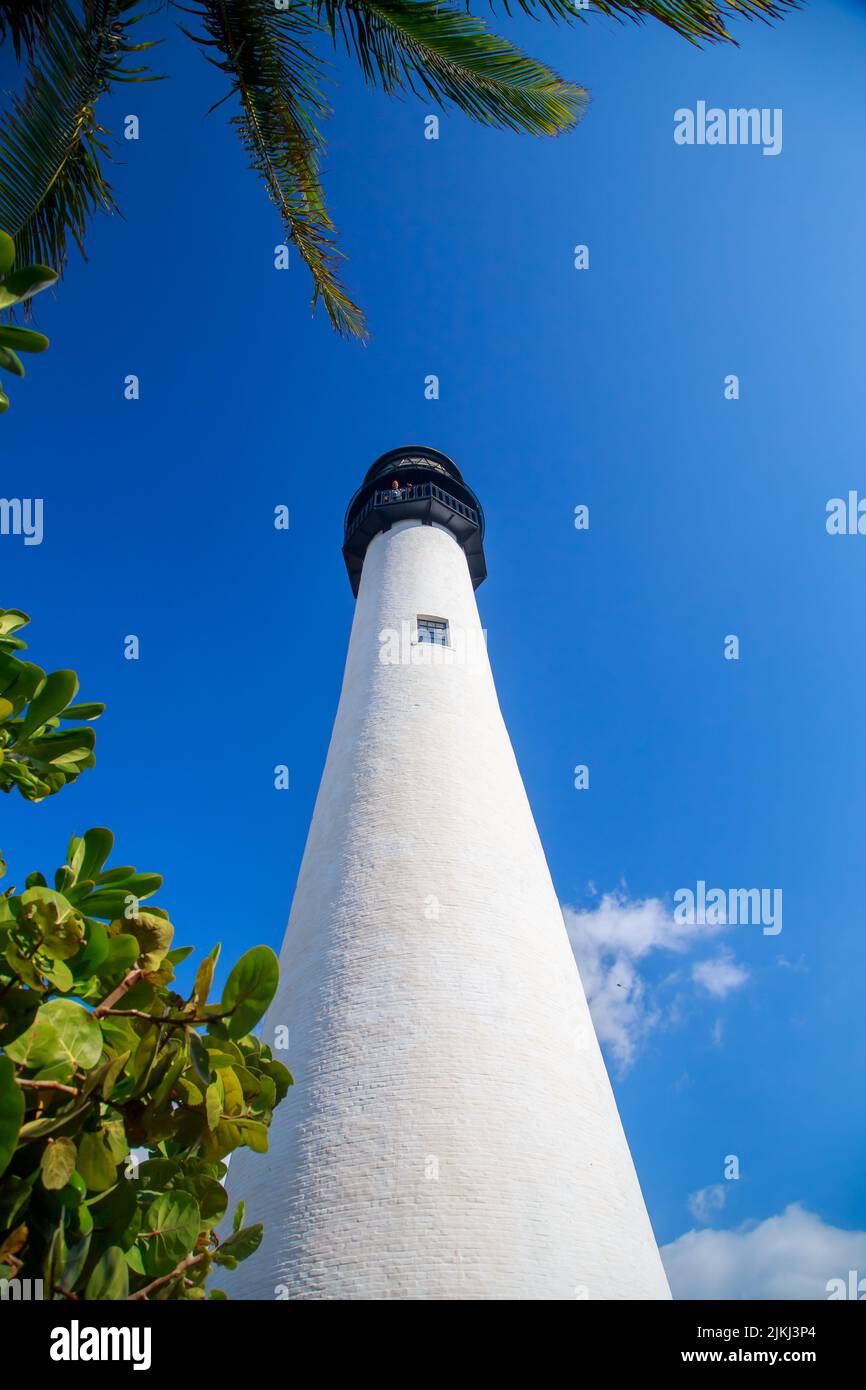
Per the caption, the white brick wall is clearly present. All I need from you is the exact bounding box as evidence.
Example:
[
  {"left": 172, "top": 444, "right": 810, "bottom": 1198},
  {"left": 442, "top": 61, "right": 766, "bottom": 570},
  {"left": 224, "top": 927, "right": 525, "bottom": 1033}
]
[{"left": 225, "top": 519, "right": 671, "bottom": 1300}]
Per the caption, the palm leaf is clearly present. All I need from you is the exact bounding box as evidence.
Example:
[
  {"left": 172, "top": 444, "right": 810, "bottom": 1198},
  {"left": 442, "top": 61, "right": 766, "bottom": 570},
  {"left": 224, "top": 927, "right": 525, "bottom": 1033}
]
[
  {"left": 321, "top": 0, "right": 588, "bottom": 136},
  {"left": 194, "top": 0, "right": 367, "bottom": 339},
  {"left": 0, "top": 1, "right": 55, "bottom": 61},
  {"left": 0, "top": 0, "right": 157, "bottom": 275},
  {"left": 488, "top": 0, "right": 798, "bottom": 46}
]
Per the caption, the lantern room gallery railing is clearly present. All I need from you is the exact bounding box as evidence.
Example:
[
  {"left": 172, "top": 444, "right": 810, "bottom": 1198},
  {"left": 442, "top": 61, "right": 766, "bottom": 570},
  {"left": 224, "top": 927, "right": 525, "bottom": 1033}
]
[{"left": 344, "top": 481, "right": 479, "bottom": 545}]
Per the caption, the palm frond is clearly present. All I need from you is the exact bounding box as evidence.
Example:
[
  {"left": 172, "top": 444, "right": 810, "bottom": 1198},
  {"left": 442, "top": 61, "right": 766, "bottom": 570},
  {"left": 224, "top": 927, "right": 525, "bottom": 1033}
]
[
  {"left": 320, "top": 0, "right": 588, "bottom": 137},
  {"left": 488, "top": 0, "right": 798, "bottom": 46},
  {"left": 0, "top": 0, "right": 157, "bottom": 275},
  {"left": 0, "top": 1, "right": 55, "bottom": 61},
  {"left": 483, "top": 1, "right": 588, "bottom": 20},
  {"left": 194, "top": 0, "right": 367, "bottom": 339}
]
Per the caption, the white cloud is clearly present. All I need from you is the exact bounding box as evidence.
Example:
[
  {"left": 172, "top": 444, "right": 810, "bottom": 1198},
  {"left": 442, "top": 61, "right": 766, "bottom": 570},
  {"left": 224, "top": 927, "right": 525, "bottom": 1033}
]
[
  {"left": 691, "top": 950, "right": 750, "bottom": 998},
  {"left": 777, "top": 953, "right": 808, "bottom": 974},
  {"left": 688, "top": 1183, "right": 728, "bottom": 1223},
  {"left": 563, "top": 892, "right": 747, "bottom": 1070},
  {"left": 662, "top": 1204, "right": 866, "bottom": 1300}
]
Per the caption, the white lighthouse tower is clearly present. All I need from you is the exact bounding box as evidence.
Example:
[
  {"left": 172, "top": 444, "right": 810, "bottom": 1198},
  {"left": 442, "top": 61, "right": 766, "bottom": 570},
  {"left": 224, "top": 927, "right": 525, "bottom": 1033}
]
[{"left": 227, "top": 447, "right": 670, "bottom": 1300}]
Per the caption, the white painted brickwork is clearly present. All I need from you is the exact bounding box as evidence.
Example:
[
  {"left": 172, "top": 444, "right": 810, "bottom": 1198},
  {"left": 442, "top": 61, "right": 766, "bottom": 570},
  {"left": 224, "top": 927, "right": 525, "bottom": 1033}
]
[{"left": 225, "top": 519, "right": 671, "bottom": 1300}]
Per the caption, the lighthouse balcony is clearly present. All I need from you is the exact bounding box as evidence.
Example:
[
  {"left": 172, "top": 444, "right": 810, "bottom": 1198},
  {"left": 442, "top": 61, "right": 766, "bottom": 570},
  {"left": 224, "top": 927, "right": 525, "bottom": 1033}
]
[{"left": 343, "top": 480, "right": 486, "bottom": 595}]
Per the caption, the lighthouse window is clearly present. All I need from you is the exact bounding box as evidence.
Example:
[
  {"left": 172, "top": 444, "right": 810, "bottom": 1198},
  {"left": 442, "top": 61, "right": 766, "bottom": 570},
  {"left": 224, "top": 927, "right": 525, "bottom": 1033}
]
[{"left": 416, "top": 616, "right": 450, "bottom": 646}]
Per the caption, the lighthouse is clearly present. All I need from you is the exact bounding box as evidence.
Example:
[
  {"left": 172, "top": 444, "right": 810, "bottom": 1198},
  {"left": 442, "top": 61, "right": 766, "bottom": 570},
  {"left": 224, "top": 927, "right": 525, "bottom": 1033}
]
[{"left": 226, "top": 446, "right": 671, "bottom": 1300}]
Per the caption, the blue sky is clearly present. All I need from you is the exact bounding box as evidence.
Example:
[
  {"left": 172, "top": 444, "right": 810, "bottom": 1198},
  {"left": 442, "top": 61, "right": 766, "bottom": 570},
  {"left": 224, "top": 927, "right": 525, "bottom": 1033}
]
[{"left": 3, "top": 1, "right": 865, "bottom": 1296}]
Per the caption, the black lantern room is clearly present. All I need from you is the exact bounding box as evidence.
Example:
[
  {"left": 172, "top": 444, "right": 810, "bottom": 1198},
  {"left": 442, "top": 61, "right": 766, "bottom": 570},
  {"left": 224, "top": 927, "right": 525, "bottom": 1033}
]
[{"left": 342, "top": 446, "right": 486, "bottom": 597}]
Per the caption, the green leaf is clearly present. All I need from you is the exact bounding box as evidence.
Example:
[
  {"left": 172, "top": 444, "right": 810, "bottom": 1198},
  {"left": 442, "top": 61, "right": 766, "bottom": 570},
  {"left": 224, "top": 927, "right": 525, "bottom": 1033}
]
[
  {"left": 124, "top": 910, "right": 173, "bottom": 971},
  {"left": 0, "top": 263, "right": 57, "bottom": 309},
  {"left": 188, "top": 1032, "right": 212, "bottom": 1089},
  {"left": 0, "top": 986, "right": 40, "bottom": 1046},
  {"left": 56, "top": 1169, "right": 86, "bottom": 1209},
  {"left": 261, "top": 1058, "right": 294, "bottom": 1102},
  {"left": 43, "top": 957, "right": 73, "bottom": 992},
  {"left": 204, "top": 1037, "right": 243, "bottom": 1065},
  {"left": 75, "top": 1201, "right": 93, "bottom": 1236},
  {"left": 122, "top": 1026, "right": 159, "bottom": 1100},
  {"left": 228, "top": 1117, "right": 269, "bottom": 1153},
  {"left": 103, "top": 1115, "right": 129, "bottom": 1163},
  {"left": 66, "top": 835, "right": 85, "bottom": 876},
  {"left": 43, "top": 1221, "right": 67, "bottom": 1290},
  {"left": 140, "top": 1190, "right": 200, "bottom": 1277},
  {"left": 6, "top": 998, "right": 102, "bottom": 1072},
  {"left": 136, "top": 1157, "right": 179, "bottom": 1189},
  {"left": 220, "top": 1065, "right": 243, "bottom": 1115},
  {"left": 0, "top": 345, "right": 24, "bottom": 376},
  {"left": 0, "top": 1174, "right": 31, "bottom": 1230},
  {"left": 217, "top": 945, "right": 279, "bottom": 1040},
  {"left": 0, "top": 324, "right": 48, "bottom": 353},
  {"left": 214, "top": 1222, "right": 262, "bottom": 1267},
  {"left": 17, "top": 669, "right": 78, "bottom": 740},
  {"left": 4, "top": 941, "right": 44, "bottom": 990},
  {"left": 33, "top": 1057, "right": 75, "bottom": 1086},
  {"left": 121, "top": 873, "right": 163, "bottom": 900},
  {"left": 175, "top": 1173, "right": 227, "bottom": 1229},
  {"left": 80, "top": 890, "right": 135, "bottom": 919},
  {"left": 93, "top": 866, "right": 135, "bottom": 885},
  {"left": 100, "top": 932, "right": 140, "bottom": 975},
  {"left": 248, "top": 1070, "right": 276, "bottom": 1113},
  {"left": 0, "top": 229, "right": 14, "bottom": 276},
  {"left": 17, "top": 1092, "right": 92, "bottom": 1141},
  {"left": 90, "top": 1176, "right": 138, "bottom": 1247},
  {"left": 59, "top": 1230, "right": 91, "bottom": 1292},
  {"left": 205, "top": 1080, "right": 221, "bottom": 1132},
  {"left": 192, "top": 942, "right": 219, "bottom": 1009},
  {"left": 0, "top": 608, "right": 29, "bottom": 635},
  {"left": 144, "top": 1038, "right": 187, "bottom": 1113},
  {"left": 61, "top": 701, "right": 104, "bottom": 721},
  {"left": 78, "top": 827, "right": 114, "bottom": 884},
  {"left": 40, "top": 1135, "right": 77, "bottom": 1189},
  {"left": 77, "top": 1127, "right": 120, "bottom": 1192},
  {"left": 20, "top": 724, "right": 95, "bottom": 764},
  {"left": 85, "top": 1245, "right": 129, "bottom": 1300},
  {"left": 175, "top": 1075, "right": 203, "bottom": 1107},
  {"left": 83, "top": 876, "right": 163, "bottom": 919},
  {"left": 72, "top": 918, "right": 109, "bottom": 978},
  {"left": 100, "top": 1049, "right": 130, "bottom": 1100},
  {"left": 0, "top": 1054, "right": 24, "bottom": 1177},
  {"left": 232, "top": 1199, "right": 244, "bottom": 1234},
  {"left": 20, "top": 886, "right": 85, "bottom": 958}
]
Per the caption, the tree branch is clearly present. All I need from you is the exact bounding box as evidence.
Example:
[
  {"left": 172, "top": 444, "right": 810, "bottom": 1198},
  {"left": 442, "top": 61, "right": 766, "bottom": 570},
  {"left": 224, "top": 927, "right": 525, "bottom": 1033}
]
[
  {"left": 93, "top": 968, "right": 143, "bottom": 1018},
  {"left": 101, "top": 1007, "right": 230, "bottom": 1028},
  {"left": 17, "top": 1078, "right": 79, "bottom": 1097},
  {"left": 127, "top": 1252, "right": 206, "bottom": 1301},
  {"left": 102, "top": 1008, "right": 198, "bottom": 1027}
]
